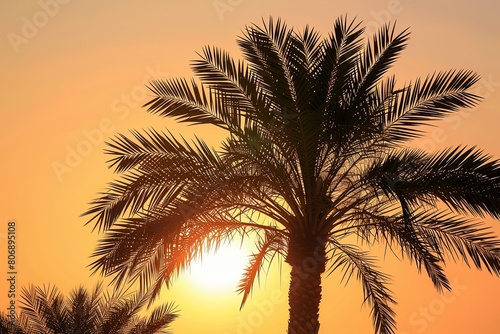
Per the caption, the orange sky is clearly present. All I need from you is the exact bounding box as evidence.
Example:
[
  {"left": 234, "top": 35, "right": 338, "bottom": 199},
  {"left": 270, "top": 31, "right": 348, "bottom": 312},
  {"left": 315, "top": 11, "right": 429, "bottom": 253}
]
[{"left": 1, "top": 1, "right": 500, "bottom": 333}]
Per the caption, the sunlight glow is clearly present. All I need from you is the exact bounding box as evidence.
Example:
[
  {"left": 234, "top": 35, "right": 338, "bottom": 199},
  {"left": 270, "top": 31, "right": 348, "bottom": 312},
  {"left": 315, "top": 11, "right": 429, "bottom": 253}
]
[{"left": 188, "top": 243, "right": 249, "bottom": 291}]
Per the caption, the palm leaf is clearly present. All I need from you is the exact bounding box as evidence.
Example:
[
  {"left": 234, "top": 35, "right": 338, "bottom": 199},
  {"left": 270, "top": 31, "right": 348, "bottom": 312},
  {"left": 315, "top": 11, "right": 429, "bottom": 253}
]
[
  {"left": 128, "top": 303, "right": 178, "bottom": 334},
  {"left": 384, "top": 70, "right": 481, "bottom": 142},
  {"left": 329, "top": 242, "right": 396, "bottom": 334},
  {"left": 412, "top": 210, "right": 500, "bottom": 274},
  {"left": 237, "top": 230, "right": 286, "bottom": 308}
]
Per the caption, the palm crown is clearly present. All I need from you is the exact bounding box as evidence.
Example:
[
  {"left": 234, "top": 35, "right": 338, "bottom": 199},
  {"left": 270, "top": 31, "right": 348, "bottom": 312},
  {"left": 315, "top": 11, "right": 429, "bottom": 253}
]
[
  {"left": 84, "top": 17, "right": 500, "bottom": 334},
  {"left": 0, "top": 283, "right": 177, "bottom": 334}
]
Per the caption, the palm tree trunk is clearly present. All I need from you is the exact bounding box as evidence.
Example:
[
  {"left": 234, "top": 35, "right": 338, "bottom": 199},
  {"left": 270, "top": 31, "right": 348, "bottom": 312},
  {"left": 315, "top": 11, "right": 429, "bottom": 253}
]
[{"left": 286, "top": 236, "right": 327, "bottom": 334}]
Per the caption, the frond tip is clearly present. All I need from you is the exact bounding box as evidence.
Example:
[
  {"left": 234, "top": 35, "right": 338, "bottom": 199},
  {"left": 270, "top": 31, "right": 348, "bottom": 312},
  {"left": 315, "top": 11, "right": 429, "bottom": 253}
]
[
  {"left": 237, "top": 230, "right": 286, "bottom": 308},
  {"left": 330, "top": 242, "right": 397, "bottom": 334}
]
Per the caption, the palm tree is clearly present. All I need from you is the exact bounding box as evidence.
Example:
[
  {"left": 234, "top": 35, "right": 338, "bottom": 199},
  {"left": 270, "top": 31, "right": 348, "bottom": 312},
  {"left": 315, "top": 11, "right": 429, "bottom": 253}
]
[
  {"left": 0, "top": 283, "right": 178, "bottom": 334},
  {"left": 0, "top": 315, "right": 24, "bottom": 334},
  {"left": 84, "top": 17, "right": 500, "bottom": 334}
]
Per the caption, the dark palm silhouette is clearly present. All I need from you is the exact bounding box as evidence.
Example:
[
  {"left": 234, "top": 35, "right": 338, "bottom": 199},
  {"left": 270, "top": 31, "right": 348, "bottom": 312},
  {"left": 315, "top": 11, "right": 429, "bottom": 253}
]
[
  {"left": 84, "top": 17, "right": 500, "bottom": 334},
  {"left": 0, "top": 283, "right": 177, "bottom": 334}
]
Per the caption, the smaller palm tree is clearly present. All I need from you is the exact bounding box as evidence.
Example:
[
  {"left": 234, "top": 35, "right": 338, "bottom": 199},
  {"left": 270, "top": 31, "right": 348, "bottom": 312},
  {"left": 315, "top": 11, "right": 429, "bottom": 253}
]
[
  {"left": 0, "top": 316, "right": 24, "bottom": 334},
  {"left": 0, "top": 282, "right": 178, "bottom": 334}
]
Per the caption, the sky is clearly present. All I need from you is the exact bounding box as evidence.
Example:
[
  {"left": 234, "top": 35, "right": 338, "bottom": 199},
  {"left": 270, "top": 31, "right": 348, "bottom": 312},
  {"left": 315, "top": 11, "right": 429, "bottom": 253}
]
[{"left": 1, "top": 0, "right": 500, "bottom": 333}]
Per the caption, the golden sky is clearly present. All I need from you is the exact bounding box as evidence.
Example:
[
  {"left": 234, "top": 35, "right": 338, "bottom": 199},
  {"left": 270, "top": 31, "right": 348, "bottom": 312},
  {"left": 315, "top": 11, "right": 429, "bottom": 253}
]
[{"left": 1, "top": 0, "right": 500, "bottom": 333}]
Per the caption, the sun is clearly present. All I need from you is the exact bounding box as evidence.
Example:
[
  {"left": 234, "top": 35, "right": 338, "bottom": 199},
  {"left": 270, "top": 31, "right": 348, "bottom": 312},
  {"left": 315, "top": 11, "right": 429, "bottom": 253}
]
[{"left": 188, "top": 243, "right": 249, "bottom": 290}]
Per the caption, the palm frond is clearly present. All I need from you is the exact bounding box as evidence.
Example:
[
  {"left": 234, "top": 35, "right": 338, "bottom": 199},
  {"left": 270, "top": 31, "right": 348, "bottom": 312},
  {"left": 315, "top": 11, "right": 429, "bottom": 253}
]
[
  {"left": 329, "top": 242, "right": 396, "bottom": 334},
  {"left": 191, "top": 46, "right": 265, "bottom": 115},
  {"left": 237, "top": 17, "right": 296, "bottom": 112},
  {"left": 367, "top": 212, "right": 452, "bottom": 292},
  {"left": 316, "top": 16, "right": 364, "bottom": 112},
  {"left": 237, "top": 230, "right": 286, "bottom": 308},
  {"left": 83, "top": 129, "right": 227, "bottom": 232},
  {"left": 412, "top": 210, "right": 500, "bottom": 274},
  {"left": 67, "top": 285, "right": 99, "bottom": 333},
  {"left": 350, "top": 22, "right": 409, "bottom": 111},
  {"left": 129, "top": 302, "right": 179, "bottom": 334},
  {"left": 145, "top": 77, "right": 242, "bottom": 133},
  {"left": 369, "top": 146, "right": 500, "bottom": 219},
  {"left": 384, "top": 70, "right": 481, "bottom": 142},
  {"left": 19, "top": 284, "right": 71, "bottom": 334},
  {"left": 0, "top": 314, "right": 26, "bottom": 334}
]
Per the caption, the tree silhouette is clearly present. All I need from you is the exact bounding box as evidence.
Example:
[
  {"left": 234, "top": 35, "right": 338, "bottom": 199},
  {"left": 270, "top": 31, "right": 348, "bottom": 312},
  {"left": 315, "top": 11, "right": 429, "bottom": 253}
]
[
  {"left": 84, "top": 17, "right": 500, "bottom": 334},
  {"left": 0, "top": 283, "right": 177, "bottom": 334}
]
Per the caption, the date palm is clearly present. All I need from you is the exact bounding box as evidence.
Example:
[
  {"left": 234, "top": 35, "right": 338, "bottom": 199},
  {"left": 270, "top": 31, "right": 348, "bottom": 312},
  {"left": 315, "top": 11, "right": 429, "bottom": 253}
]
[
  {"left": 84, "top": 17, "right": 500, "bottom": 334},
  {"left": 0, "top": 283, "right": 178, "bottom": 334}
]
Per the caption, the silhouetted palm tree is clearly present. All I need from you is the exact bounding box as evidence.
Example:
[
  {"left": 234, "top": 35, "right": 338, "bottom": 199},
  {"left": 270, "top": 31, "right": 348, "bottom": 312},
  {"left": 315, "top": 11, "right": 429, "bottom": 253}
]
[
  {"left": 0, "top": 315, "right": 24, "bottom": 334},
  {"left": 84, "top": 17, "right": 500, "bottom": 334},
  {"left": 0, "top": 283, "right": 177, "bottom": 334}
]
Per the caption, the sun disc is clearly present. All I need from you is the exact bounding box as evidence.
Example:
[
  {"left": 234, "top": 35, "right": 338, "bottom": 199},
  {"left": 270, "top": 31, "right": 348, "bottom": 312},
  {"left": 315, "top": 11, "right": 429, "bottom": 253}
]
[{"left": 189, "top": 244, "right": 248, "bottom": 290}]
